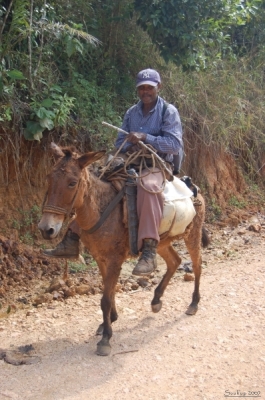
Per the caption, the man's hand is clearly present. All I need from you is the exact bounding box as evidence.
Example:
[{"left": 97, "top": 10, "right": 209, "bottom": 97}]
[
  {"left": 127, "top": 144, "right": 141, "bottom": 153},
  {"left": 127, "top": 131, "right": 147, "bottom": 144}
]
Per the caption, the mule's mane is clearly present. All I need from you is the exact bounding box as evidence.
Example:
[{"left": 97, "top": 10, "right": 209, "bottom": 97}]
[{"left": 61, "top": 146, "right": 80, "bottom": 159}]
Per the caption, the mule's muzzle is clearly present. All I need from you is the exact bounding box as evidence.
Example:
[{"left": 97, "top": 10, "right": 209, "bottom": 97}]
[
  {"left": 39, "top": 227, "right": 56, "bottom": 240},
  {"left": 38, "top": 214, "right": 64, "bottom": 240}
]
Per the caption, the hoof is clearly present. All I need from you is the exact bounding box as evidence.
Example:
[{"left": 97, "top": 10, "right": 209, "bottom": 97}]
[
  {"left": 96, "top": 338, "right": 111, "bottom": 356},
  {"left": 185, "top": 305, "right": 198, "bottom": 315},
  {"left": 96, "top": 323, "right": 104, "bottom": 336},
  {"left": 151, "top": 301, "right": 162, "bottom": 313}
]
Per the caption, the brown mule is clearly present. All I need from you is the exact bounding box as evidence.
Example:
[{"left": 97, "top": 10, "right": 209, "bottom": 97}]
[{"left": 38, "top": 143, "right": 210, "bottom": 356}]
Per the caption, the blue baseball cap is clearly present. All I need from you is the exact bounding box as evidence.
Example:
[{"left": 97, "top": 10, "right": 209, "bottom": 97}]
[{"left": 136, "top": 68, "right": 161, "bottom": 87}]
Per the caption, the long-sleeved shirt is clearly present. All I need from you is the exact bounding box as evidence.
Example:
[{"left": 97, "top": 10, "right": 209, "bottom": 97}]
[{"left": 115, "top": 96, "right": 183, "bottom": 163}]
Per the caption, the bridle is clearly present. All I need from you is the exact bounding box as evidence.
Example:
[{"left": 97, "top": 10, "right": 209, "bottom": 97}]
[
  {"left": 41, "top": 169, "right": 125, "bottom": 234},
  {"left": 42, "top": 178, "right": 82, "bottom": 219}
]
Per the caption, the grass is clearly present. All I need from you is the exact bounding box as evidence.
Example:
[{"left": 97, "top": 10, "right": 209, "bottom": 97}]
[
  {"left": 207, "top": 198, "right": 222, "bottom": 222},
  {"left": 162, "top": 57, "right": 265, "bottom": 188},
  {"left": 228, "top": 196, "right": 247, "bottom": 209},
  {"left": 68, "top": 253, "right": 98, "bottom": 273},
  {"left": 68, "top": 261, "right": 89, "bottom": 274},
  {"left": 10, "top": 205, "right": 42, "bottom": 245}
]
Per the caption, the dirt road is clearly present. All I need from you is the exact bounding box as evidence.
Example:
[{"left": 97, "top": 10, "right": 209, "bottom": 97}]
[{"left": 0, "top": 222, "right": 265, "bottom": 400}]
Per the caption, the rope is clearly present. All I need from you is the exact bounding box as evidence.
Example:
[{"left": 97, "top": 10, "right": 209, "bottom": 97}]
[
  {"left": 102, "top": 121, "right": 173, "bottom": 178},
  {"left": 98, "top": 137, "right": 130, "bottom": 180},
  {"left": 42, "top": 205, "right": 68, "bottom": 215},
  {"left": 100, "top": 140, "right": 169, "bottom": 195},
  {"left": 137, "top": 154, "right": 166, "bottom": 195}
]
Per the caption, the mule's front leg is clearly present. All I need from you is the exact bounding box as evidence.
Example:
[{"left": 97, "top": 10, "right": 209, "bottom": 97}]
[
  {"left": 96, "top": 264, "right": 121, "bottom": 356},
  {"left": 97, "top": 294, "right": 113, "bottom": 356},
  {"left": 96, "top": 301, "right": 118, "bottom": 336}
]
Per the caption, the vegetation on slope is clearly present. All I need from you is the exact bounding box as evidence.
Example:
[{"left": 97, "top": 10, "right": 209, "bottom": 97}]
[{"left": 0, "top": 0, "right": 264, "bottom": 188}]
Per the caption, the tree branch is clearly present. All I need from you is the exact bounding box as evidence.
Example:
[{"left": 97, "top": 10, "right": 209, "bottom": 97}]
[{"left": 0, "top": 0, "right": 14, "bottom": 45}]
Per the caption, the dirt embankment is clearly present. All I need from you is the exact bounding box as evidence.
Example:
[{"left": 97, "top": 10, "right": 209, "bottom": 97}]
[{"left": 0, "top": 134, "right": 261, "bottom": 236}]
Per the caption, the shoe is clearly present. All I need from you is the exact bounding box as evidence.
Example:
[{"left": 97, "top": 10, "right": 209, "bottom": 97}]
[
  {"left": 132, "top": 239, "right": 158, "bottom": 276},
  {"left": 43, "top": 230, "right": 80, "bottom": 259}
]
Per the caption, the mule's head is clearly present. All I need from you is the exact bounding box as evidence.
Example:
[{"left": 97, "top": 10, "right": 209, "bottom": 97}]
[{"left": 38, "top": 142, "right": 105, "bottom": 240}]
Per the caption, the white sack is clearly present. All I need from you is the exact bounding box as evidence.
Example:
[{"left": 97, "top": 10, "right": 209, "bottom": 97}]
[{"left": 159, "top": 177, "right": 196, "bottom": 237}]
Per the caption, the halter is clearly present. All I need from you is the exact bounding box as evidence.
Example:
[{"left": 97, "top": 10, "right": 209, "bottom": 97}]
[
  {"left": 42, "top": 178, "right": 82, "bottom": 219},
  {"left": 41, "top": 169, "right": 126, "bottom": 235}
]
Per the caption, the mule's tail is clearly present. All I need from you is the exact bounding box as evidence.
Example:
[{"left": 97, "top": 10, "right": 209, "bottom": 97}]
[{"left": 201, "top": 226, "right": 210, "bottom": 248}]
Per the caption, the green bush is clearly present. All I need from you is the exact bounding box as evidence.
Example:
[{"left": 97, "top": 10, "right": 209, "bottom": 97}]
[{"left": 11, "top": 205, "right": 41, "bottom": 244}]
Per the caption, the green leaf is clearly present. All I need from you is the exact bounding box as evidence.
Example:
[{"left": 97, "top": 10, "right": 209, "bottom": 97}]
[
  {"left": 66, "top": 40, "right": 75, "bottom": 57},
  {"left": 33, "top": 132, "right": 43, "bottom": 141},
  {"left": 6, "top": 70, "right": 26, "bottom": 80},
  {"left": 50, "top": 85, "right": 62, "bottom": 93},
  {"left": 52, "top": 99, "right": 62, "bottom": 105},
  {"left": 41, "top": 98, "right": 54, "bottom": 107},
  {"left": 39, "top": 117, "right": 54, "bottom": 130},
  {"left": 36, "top": 107, "right": 48, "bottom": 119},
  {"left": 36, "top": 107, "right": 55, "bottom": 120},
  {"left": 24, "top": 121, "right": 44, "bottom": 141}
]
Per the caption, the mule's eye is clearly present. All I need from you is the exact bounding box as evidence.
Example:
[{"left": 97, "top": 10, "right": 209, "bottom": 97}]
[{"left": 68, "top": 181, "right": 77, "bottom": 188}]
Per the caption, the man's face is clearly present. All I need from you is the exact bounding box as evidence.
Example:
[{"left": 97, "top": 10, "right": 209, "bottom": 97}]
[{"left": 137, "top": 83, "right": 161, "bottom": 105}]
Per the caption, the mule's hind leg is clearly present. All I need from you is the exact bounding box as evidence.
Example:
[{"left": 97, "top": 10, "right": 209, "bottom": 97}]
[
  {"left": 151, "top": 244, "right": 181, "bottom": 313},
  {"left": 184, "top": 231, "right": 202, "bottom": 315}
]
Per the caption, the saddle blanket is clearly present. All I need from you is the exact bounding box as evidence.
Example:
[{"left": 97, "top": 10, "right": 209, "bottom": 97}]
[{"left": 159, "top": 177, "right": 196, "bottom": 237}]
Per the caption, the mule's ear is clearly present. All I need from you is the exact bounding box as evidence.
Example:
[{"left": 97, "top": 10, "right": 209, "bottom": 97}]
[
  {"left": 78, "top": 150, "right": 106, "bottom": 169},
  {"left": 51, "top": 142, "right": 64, "bottom": 160}
]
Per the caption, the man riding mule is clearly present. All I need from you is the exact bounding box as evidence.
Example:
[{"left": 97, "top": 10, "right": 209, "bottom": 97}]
[
  {"left": 38, "top": 142, "right": 209, "bottom": 356},
  {"left": 43, "top": 68, "right": 184, "bottom": 276}
]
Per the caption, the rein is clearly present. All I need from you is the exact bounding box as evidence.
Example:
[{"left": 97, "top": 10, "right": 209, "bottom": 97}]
[{"left": 84, "top": 186, "right": 125, "bottom": 234}]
